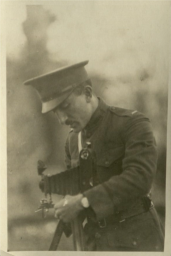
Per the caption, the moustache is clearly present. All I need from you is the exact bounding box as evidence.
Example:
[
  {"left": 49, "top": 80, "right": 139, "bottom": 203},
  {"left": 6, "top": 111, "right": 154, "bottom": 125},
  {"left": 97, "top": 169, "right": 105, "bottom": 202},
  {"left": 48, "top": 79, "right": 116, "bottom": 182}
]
[{"left": 65, "top": 120, "right": 75, "bottom": 126}]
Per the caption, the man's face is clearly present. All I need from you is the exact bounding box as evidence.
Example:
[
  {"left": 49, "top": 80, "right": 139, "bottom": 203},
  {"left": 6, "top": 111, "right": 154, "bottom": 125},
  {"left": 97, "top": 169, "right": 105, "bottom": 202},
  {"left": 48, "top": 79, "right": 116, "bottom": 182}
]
[{"left": 53, "top": 91, "right": 92, "bottom": 133}]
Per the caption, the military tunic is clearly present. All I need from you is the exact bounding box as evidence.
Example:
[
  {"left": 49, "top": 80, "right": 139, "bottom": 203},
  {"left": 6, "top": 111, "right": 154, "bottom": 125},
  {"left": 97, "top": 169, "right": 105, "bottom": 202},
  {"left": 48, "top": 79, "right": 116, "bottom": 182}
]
[{"left": 65, "top": 98, "right": 164, "bottom": 251}]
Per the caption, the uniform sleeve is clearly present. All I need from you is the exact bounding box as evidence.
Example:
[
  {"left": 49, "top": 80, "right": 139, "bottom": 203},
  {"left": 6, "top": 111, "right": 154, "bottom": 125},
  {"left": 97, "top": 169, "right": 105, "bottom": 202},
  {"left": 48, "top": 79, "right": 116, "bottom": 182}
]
[
  {"left": 84, "top": 113, "right": 158, "bottom": 220},
  {"left": 65, "top": 135, "right": 71, "bottom": 169}
]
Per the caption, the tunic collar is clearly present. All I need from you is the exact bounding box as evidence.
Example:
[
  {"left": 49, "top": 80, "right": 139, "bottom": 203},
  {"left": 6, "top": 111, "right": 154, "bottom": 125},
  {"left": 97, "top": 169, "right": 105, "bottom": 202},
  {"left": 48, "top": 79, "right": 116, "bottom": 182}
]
[{"left": 82, "top": 97, "right": 108, "bottom": 137}]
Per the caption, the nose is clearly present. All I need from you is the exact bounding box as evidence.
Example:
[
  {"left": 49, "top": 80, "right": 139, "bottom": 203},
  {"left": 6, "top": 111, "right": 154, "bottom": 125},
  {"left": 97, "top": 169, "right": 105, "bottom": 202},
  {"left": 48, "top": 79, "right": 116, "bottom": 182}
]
[{"left": 54, "top": 109, "right": 67, "bottom": 125}]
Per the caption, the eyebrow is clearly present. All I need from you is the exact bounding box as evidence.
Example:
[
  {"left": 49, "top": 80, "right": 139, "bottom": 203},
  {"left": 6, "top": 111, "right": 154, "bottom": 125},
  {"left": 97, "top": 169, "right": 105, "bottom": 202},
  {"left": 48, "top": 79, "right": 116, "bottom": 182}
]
[{"left": 58, "top": 100, "right": 70, "bottom": 110}]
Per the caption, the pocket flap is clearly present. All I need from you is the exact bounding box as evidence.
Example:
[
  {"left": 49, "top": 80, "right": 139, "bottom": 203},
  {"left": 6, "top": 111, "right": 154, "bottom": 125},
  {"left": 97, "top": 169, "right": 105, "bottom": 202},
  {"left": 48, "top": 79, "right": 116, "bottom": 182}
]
[{"left": 96, "top": 146, "right": 124, "bottom": 167}]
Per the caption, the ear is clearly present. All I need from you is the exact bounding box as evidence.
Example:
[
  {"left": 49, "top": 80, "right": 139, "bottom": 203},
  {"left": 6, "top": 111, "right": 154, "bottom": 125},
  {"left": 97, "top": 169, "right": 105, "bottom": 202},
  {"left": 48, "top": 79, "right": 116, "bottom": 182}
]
[{"left": 84, "top": 86, "right": 93, "bottom": 101}]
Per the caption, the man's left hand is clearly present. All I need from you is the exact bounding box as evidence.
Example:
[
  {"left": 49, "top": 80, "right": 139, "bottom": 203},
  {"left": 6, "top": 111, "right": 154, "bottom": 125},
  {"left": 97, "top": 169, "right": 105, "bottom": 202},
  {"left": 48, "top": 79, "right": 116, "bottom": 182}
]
[{"left": 54, "top": 194, "right": 84, "bottom": 223}]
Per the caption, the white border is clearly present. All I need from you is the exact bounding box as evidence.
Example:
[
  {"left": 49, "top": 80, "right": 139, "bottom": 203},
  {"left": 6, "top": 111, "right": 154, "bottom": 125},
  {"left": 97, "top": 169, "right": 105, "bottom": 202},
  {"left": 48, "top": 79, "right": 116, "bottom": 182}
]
[{"left": 1, "top": 1, "right": 171, "bottom": 255}]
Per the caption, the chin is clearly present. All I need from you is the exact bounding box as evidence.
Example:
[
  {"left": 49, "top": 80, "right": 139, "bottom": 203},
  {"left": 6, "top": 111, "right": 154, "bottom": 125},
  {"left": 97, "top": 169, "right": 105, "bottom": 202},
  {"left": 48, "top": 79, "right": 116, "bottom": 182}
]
[
  {"left": 71, "top": 122, "right": 85, "bottom": 133},
  {"left": 72, "top": 125, "right": 83, "bottom": 133},
  {"left": 73, "top": 127, "right": 81, "bottom": 133}
]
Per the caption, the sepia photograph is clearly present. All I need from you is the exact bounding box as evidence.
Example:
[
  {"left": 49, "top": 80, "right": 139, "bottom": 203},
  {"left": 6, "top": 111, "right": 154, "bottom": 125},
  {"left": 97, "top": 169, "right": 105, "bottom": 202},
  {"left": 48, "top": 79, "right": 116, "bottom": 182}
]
[{"left": 1, "top": 0, "right": 171, "bottom": 254}]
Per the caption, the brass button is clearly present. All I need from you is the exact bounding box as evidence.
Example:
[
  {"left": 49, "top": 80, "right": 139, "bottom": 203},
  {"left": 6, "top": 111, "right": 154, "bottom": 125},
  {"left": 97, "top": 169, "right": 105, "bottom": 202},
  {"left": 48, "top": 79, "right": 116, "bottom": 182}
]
[
  {"left": 95, "top": 232, "right": 101, "bottom": 239},
  {"left": 132, "top": 241, "right": 137, "bottom": 246},
  {"left": 105, "top": 160, "right": 109, "bottom": 165},
  {"left": 89, "top": 177, "right": 93, "bottom": 187}
]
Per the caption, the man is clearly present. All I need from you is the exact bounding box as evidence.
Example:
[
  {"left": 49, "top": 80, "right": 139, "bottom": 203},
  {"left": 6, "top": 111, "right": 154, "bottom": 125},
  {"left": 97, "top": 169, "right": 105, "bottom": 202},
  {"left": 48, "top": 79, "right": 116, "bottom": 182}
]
[{"left": 24, "top": 60, "right": 164, "bottom": 251}]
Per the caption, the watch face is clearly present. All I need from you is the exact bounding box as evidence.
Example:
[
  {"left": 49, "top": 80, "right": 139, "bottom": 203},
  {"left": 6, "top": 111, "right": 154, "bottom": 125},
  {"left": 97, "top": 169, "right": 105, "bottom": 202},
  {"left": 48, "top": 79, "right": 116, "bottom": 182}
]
[{"left": 81, "top": 197, "right": 89, "bottom": 208}]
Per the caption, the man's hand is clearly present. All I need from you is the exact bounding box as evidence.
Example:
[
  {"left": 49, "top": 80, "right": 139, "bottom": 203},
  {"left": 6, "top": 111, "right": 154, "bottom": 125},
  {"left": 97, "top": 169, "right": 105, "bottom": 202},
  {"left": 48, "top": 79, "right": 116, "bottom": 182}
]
[{"left": 54, "top": 194, "right": 84, "bottom": 223}]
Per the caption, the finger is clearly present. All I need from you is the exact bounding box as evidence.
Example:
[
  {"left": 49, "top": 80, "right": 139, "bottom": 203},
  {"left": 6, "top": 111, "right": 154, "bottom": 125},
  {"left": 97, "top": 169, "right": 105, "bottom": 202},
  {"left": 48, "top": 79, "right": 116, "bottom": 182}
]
[
  {"left": 54, "top": 200, "right": 65, "bottom": 209},
  {"left": 54, "top": 209, "right": 61, "bottom": 219},
  {"left": 54, "top": 211, "right": 59, "bottom": 219},
  {"left": 63, "top": 198, "right": 68, "bottom": 207},
  {"left": 65, "top": 195, "right": 71, "bottom": 200},
  {"left": 54, "top": 213, "right": 61, "bottom": 219}
]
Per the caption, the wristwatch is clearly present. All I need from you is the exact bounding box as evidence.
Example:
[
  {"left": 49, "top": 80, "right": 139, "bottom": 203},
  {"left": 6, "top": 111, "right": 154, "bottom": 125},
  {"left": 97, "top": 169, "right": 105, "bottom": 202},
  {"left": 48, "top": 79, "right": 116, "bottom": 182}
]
[{"left": 81, "top": 197, "right": 90, "bottom": 208}]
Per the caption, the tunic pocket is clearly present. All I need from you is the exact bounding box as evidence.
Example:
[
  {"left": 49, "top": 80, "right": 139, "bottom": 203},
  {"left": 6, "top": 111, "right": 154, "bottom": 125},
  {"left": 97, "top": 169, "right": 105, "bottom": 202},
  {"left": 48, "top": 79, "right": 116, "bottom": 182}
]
[
  {"left": 94, "top": 146, "right": 124, "bottom": 183},
  {"left": 96, "top": 146, "right": 124, "bottom": 168}
]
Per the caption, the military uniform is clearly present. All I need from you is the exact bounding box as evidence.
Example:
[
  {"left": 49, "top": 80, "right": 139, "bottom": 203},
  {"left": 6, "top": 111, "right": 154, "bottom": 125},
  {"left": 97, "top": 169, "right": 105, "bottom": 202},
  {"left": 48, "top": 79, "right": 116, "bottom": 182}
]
[
  {"left": 65, "top": 98, "right": 164, "bottom": 251},
  {"left": 24, "top": 60, "right": 164, "bottom": 251}
]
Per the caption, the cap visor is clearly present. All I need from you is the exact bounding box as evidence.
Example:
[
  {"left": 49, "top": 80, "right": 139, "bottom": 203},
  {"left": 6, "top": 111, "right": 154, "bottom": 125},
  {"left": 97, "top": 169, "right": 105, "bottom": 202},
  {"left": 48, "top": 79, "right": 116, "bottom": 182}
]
[{"left": 42, "top": 92, "right": 71, "bottom": 113}]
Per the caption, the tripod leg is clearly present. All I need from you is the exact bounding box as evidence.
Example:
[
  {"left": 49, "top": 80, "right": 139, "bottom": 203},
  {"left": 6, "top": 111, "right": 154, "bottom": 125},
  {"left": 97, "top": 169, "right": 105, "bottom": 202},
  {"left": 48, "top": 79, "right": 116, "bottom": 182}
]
[
  {"left": 49, "top": 220, "right": 64, "bottom": 251},
  {"left": 72, "top": 217, "right": 85, "bottom": 251}
]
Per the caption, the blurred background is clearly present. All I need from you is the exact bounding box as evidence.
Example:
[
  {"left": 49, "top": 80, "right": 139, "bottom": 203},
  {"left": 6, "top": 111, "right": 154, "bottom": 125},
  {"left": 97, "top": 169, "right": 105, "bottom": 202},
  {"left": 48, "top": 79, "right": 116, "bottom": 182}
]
[{"left": 6, "top": 1, "right": 170, "bottom": 251}]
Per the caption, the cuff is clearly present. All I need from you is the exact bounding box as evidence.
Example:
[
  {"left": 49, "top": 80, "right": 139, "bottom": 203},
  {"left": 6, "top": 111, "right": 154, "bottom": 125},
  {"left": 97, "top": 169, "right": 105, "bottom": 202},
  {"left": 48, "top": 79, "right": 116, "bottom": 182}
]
[{"left": 83, "top": 184, "right": 114, "bottom": 220}]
